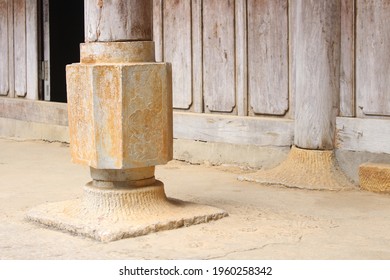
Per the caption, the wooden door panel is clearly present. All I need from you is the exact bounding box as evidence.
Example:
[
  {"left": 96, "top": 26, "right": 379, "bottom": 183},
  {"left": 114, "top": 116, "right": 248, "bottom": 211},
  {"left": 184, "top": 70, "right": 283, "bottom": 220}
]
[
  {"left": 356, "top": 0, "right": 390, "bottom": 117},
  {"left": 0, "top": 0, "right": 9, "bottom": 96},
  {"left": 163, "top": 0, "right": 192, "bottom": 109},
  {"left": 248, "top": 0, "right": 288, "bottom": 115},
  {"left": 203, "top": 0, "right": 236, "bottom": 113}
]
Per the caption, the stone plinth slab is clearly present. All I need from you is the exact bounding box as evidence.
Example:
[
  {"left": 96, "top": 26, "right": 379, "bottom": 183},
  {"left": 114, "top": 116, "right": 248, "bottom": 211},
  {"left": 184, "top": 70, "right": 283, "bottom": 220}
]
[
  {"left": 240, "top": 146, "right": 356, "bottom": 190},
  {"left": 27, "top": 181, "right": 228, "bottom": 242},
  {"left": 359, "top": 163, "right": 390, "bottom": 194},
  {"left": 66, "top": 62, "right": 173, "bottom": 169}
]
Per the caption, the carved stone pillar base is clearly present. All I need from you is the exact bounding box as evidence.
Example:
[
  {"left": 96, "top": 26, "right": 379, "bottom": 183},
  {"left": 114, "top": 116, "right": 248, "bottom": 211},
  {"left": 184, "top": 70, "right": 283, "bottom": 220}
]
[
  {"left": 240, "top": 146, "right": 356, "bottom": 191},
  {"left": 26, "top": 41, "right": 227, "bottom": 241},
  {"left": 27, "top": 181, "right": 227, "bottom": 242}
]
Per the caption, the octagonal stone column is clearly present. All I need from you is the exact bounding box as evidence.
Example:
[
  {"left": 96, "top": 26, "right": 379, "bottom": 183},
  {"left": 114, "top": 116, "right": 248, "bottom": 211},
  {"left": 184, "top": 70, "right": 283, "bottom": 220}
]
[{"left": 27, "top": 0, "right": 226, "bottom": 241}]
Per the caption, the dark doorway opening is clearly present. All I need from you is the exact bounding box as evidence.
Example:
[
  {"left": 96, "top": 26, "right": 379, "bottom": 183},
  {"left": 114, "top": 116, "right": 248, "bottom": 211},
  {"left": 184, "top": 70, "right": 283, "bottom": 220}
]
[{"left": 47, "top": 0, "right": 84, "bottom": 102}]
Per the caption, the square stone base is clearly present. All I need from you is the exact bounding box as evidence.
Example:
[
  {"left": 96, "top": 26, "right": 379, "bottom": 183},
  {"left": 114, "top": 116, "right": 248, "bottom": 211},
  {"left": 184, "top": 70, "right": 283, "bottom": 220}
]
[{"left": 27, "top": 198, "right": 227, "bottom": 242}]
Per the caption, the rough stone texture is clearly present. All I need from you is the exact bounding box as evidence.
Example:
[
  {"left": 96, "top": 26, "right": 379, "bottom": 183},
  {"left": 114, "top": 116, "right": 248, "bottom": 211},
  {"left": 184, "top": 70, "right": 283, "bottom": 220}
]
[
  {"left": 27, "top": 40, "right": 227, "bottom": 241},
  {"left": 359, "top": 163, "right": 390, "bottom": 194},
  {"left": 27, "top": 181, "right": 227, "bottom": 242},
  {"left": 66, "top": 62, "right": 173, "bottom": 169},
  {"left": 241, "top": 146, "right": 356, "bottom": 190}
]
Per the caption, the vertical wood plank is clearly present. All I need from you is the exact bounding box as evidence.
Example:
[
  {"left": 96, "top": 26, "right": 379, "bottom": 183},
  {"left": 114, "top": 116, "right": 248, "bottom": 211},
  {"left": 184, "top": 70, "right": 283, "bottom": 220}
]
[
  {"left": 288, "top": 0, "right": 296, "bottom": 119},
  {"left": 192, "top": 0, "right": 203, "bottom": 113},
  {"left": 203, "top": 0, "right": 236, "bottom": 113},
  {"left": 14, "top": 0, "right": 27, "bottom": 97},
  {"left": 163, "top": 0, "right": 192, "bottom": 109},
  {"left": 0, "top": 0, "right": 9, "bottom": 96},
  {"left": 7, "top": 0, "right": 14, "bottom": 97},
  {"left": 248, "top": 0, "right": 288, "bottom": 116},
  {"left": 26, "top": 0, "right": 39, "bottom": 100},
  {"left": 43, "top": 0, "right": 50, "bottom": 100},
  {"left": 153, "top": 0, "right": 163, "bottom": 62},
  {"left": 235, "top": 0, "right": 247, "bottom": 116},
  {"left": 356, "top": 0, "right": 390, "bottom": 117},
  {"left": 340, "top": 0, "right": 355, "bottom": 117}
]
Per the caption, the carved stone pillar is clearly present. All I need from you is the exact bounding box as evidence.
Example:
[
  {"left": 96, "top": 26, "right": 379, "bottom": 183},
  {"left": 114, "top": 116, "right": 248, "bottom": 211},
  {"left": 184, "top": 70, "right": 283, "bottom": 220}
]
[{"left": 27, "top": 0, "right": 226, "bottom": 241}]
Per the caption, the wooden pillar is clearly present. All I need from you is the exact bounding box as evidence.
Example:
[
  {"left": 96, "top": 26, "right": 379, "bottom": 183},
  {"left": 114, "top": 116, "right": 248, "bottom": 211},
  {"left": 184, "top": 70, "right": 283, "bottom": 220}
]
[
  {"left": 242, "top": 1, "right": 354, "bottom": 190},
  {"left": 84, "top": 0, "right": 152, "bottom": 42},
  {"left": 293, "top": 0, "right": 341, "bottom": 150}
]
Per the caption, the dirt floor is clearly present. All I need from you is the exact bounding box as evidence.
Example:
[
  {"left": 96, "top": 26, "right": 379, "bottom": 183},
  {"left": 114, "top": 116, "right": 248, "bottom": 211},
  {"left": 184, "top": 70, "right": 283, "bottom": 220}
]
[{"left": 1, "top": 138, "right": 390, "bottom": 259}]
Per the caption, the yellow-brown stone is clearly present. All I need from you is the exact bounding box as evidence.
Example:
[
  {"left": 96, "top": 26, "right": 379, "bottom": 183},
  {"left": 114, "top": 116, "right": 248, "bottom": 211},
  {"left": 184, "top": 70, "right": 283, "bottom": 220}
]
[{"left": 66, "top": 62, "right": 173, "bottom": 169}]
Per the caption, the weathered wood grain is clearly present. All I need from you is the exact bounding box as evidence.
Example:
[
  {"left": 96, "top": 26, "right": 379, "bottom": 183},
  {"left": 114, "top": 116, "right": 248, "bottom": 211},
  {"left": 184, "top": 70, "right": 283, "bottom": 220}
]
[
  {"left": 0, "top": 0, "right": 9, "bottom": 96},
  {"left": 43, "top": 0, "right": 50, "bottom": 100},
  {"left": 288, "top": 0, "right": 296, "bottom": 119},
  {"left": 163, "top": 0, "right": 192, "bottom": 109},
  {"left": 336, "top": 117, "right": 390, "bottom": 154},
  {"left": 340, "top": 0, "right": 355, "bottom": 117},
  {"left": 7, "top": 0, "right": 14, "bottom": 97},
  {"left": 173, "top": 112, "right": 294, "bottom": 147},
  {"left": 85, "top": 0, "right": 153, "bottom": 42},
  {"left": 192, "top": 0, "right": 203, "bottom": 113},
  {"left": 356, "top": 0, "right": 390, "bottom": 117},
  {"left": 14, "top": 0, "right": 27, "bottom": 97},
  {"left": 293, "top": 0, "right": 341, "bottom": 149},
  {"left": 153, "top": 0, "right": 163, "bottom": 62},
  {"left": 203, "top": 0, "right": 236, "bottom": 113},
  {"left": 248, "top": 0, "right": 288, "bottom": 116},
  {"left": 0, "top": 97, "right": 69, "bottom": 126},
  {"left": 235, "top": 0, "right": 247, "bottom": 116},
  {"left": 26, "top": 0, "right": 38, "bottom": 100}
]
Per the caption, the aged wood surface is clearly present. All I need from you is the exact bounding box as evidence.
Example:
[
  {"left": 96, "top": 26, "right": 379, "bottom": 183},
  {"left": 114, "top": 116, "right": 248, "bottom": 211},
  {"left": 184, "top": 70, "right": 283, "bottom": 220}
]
[
  {"left": 163, "top": 0, "right": 192, "bottom": 109},
  {"left": 14, "top": 0, "right": 27, "bottom": 97},
  {"left": 192, "top": 0, "right": 203, "bottom": 113},
  {"left": 203, "top": 0, "right": 236, "bottom": 113},
  {"left": 340, "top": 0, "right": 355, "bottom": 117},
  {"left": 293, "top": 0, "right": 340, "bottom": 149},
  {"left": 0, "top": 97, "right": 69, "bottom": 126},
  {"left": 248, "top": 0, "right": 288, "bottom": 116},
  {"left": 85, "top": 0, "right": 153, "bottom": 42},
  {"left": 0, "top": 0, "right": 9, "bottom": 96},
  {"left": 43, "top": 0, "right": 50, "bottom": 100},
  {"left": 173, "top": 112, "right": 294, "bottom": 147},
  {"left": 7, "top": 0, "right": 14, "bottom": 97},
  {"left": 356, "top": 0, "right": 390, "bottom": 117},
  {"left": 336, "top": 117, "right": 390, "bottom": 154},
  {"left": 288, "top": 0, "right": 296, "bottom": 119},
  {"left": 235, "top": 0, "right": 247, "bottom": 116},
  {"left": 26, "top": 0, "right": 38, "bottom": 100},
  {"left": 152, "top": 0, "right": 163, "bottom": 62}
]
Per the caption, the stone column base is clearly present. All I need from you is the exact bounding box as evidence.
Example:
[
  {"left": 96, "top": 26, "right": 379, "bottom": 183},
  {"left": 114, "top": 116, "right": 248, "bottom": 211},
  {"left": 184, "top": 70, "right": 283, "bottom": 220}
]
[
  {"left": 240, "top": 146, "right": 356, "bottom": 190},
  {"left": 27, "top": 181, "right": 227, "bottom": 242}
]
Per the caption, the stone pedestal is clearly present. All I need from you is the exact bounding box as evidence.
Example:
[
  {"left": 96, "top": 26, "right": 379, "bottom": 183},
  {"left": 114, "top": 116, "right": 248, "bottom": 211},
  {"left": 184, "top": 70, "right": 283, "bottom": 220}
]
[{"left": 27, "top": 41, "right": 227, "bottom": 242}]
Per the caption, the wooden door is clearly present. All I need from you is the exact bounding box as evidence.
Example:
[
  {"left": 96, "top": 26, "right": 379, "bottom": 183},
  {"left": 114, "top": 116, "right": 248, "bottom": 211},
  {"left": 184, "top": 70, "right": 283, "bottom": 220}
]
[
  {"left": 356, "top": 0, "right": 390, "bottom": 117},
  {"left": 0, "top": 0, "right": 39, "bottom": 100}
]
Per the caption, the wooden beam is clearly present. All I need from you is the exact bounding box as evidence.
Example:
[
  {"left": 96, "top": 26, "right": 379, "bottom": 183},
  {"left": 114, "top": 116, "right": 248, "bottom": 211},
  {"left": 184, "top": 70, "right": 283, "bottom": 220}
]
[
  {"left": 173, "top": 112, "right": 293, "bottom": 147},
  {"left": 336, "top": 117, "right": 390, "bottom": 154},
  {"left": 0, "top": 98, "right": 68, "bottom": 126}
]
